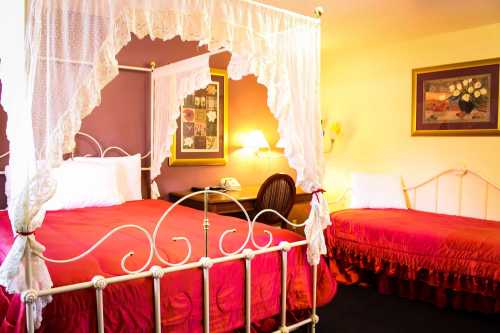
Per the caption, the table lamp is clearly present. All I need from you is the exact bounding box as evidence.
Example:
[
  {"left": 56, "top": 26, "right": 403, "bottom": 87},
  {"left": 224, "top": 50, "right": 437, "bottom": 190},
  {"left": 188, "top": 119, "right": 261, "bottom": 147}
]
[{"left": 243, "top": 130, "right": 270, "bottom": 156}]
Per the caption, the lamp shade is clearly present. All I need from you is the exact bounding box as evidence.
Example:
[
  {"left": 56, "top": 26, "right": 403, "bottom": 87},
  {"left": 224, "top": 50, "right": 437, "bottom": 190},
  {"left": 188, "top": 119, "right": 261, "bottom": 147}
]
[{"left": 243, "top": 130, "right": 270, "bottom": 151}]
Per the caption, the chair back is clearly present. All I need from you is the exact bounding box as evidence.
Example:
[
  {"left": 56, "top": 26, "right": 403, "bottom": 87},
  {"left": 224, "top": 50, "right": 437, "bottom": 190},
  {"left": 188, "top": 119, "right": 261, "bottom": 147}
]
[{"left": 255, "top": 174, "right": 296, "bottom": 227}]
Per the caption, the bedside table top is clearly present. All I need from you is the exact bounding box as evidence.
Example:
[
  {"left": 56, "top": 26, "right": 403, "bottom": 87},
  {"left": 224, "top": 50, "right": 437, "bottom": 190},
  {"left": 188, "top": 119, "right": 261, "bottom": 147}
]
[
  {"left": 167, "top": 185, "right": 312, "bottom": 215},
  {"left": 169, "top": 185, "right": 310, "bottom": 203}
]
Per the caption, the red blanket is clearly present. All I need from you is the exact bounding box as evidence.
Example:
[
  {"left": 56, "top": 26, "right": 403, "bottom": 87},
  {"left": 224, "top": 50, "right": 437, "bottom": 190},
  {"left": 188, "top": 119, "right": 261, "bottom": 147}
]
[
  {"left": 0, "top": 200, "right": 336, "bottom": 332},
  {"left": 326, "top": 209, "right": 500, "bottom": 311}
]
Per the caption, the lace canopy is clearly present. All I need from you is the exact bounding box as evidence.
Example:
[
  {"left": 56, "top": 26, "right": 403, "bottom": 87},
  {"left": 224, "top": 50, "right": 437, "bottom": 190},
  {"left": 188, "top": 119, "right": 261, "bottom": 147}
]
[
  {"left": 150, "top": 53, "right": 212, "bottom": 198},
  {"left": 0, "top": 0, "right": 329, "bottom": 327}
]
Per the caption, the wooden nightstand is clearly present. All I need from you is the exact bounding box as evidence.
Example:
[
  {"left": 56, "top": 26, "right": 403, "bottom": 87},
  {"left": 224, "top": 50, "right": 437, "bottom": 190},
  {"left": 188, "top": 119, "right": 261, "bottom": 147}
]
[{"left": 166, "top": 185, "right": 312, "bottom": 218}]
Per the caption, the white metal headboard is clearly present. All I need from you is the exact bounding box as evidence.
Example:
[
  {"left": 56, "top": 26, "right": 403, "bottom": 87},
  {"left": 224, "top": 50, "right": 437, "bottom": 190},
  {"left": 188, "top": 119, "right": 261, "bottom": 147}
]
[
  {"left": 0, "top": 132, "right": 152, "bottom": 175},
  {"left": 73, "top": 132, "right": 151, "bottom": 171},
  {"left": 404, "top": 168, "right": 500, "bottom": 221},
  {"left": 330, "top": 168, "right": 500, "bottom": 221},
  {"left": 0, "top": 152, "right": 8, "bottom": 175}
]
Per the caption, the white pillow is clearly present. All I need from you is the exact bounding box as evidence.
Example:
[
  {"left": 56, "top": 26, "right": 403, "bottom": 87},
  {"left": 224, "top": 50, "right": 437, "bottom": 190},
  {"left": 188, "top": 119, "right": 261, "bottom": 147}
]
[
  {"left": 74, "top": 155, "right": 142, "bottom": 201},
  {"left": 44, "top": 160, "right": 125, "bottom": 211},
  {"left": 350, "top": 173, "right": 407, "bottom": 209}
]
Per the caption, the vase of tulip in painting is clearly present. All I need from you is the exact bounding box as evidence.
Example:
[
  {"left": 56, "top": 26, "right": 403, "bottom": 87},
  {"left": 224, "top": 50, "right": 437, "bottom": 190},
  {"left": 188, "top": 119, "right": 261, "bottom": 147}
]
[{"left": 458, "top": 99, "right": 475, "bottom": 114}]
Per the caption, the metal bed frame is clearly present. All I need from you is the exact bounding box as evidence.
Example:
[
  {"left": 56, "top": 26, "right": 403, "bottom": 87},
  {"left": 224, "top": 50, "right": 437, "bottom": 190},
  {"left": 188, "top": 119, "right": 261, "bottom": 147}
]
[
  {"left": 0, "top": 133, "right": 320, "bottom": 333},
  {"left": 329, "top": 168, "right": 500, "bottom": 220},
  {"left": 21, "top": 190, "right": 318, "bottom": 333},
  {"left": 405, "top": 168, "right": 500, "bottom": 220},
  {"left": 1, "top": 4, "right": 327, "bottom": 331}
]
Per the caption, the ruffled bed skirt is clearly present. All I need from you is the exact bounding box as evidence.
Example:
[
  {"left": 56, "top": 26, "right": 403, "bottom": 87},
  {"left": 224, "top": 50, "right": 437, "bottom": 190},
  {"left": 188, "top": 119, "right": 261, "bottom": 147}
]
[{"left": 328, "top": 240, "right": 500, "bottom": 314}]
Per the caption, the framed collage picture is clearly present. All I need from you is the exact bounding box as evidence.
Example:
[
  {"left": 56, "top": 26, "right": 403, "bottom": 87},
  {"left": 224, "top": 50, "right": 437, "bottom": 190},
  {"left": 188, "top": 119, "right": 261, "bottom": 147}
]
[
  {"left": 169, "top": 68, "right": 228, "bottom": 166},
  {"left": 412, "top": 58, "right": 500, "bottom": 136}
]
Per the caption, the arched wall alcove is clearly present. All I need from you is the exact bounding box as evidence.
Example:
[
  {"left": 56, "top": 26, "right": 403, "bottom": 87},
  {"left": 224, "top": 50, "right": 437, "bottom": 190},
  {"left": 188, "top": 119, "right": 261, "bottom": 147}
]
[{"left": 75, "top": 35, "right": 296, "bottom": 197}]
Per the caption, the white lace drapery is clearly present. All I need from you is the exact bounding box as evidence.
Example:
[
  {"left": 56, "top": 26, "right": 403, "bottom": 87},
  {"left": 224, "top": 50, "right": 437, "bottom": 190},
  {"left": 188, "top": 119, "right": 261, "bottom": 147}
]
[
  {"left": 0, "top": 0, "right": 327, "bottom": 327},
  {"left": 150, "top": 54, "right": 212, "bottom": 198}
]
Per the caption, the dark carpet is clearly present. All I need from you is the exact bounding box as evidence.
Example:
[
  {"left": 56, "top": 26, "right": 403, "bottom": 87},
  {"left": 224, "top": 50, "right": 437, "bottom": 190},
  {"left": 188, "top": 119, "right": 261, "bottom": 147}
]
[{"left": 304, "top": 285, "right": 500, "bottom": 333}]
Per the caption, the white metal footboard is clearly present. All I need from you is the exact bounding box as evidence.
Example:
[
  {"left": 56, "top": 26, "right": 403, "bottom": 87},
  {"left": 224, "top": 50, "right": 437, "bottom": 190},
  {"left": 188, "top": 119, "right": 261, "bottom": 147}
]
[{"left": 22, "top": 190, "right": 319, "bottom": 333}]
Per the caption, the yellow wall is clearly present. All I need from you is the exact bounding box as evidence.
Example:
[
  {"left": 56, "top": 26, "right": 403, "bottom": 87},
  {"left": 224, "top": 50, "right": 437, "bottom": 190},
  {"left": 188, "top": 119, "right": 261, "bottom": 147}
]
[{"left": 322, "top": 23, "right": 500, "bottom": 204}]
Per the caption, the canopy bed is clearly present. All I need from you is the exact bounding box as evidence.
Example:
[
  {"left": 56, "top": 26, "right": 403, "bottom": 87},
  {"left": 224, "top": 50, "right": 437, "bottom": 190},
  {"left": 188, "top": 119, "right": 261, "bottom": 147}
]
[
  {"left": 0, "top": 1, "right": 332, "bottom": 332},
  {"left": 325, "top": 169, "right": 500, "bottom": 313},
  {"left": 0, "top": 200, "right": 336, "bottom": 332}
]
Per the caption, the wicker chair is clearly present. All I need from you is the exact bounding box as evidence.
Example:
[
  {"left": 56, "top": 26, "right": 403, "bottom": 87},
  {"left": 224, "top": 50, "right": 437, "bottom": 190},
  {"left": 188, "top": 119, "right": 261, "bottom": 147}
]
[{"left": 254, "top": 174, "right": 296, "bottom": 228}]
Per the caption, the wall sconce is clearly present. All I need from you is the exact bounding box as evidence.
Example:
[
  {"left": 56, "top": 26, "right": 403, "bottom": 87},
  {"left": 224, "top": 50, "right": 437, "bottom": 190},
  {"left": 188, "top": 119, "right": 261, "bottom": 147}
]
[
  {"left": 323, "top": 121, "right": 342, "bottom": 153},
  {"left": 243, "top": 130, "right": 270, "bottom": 156}
]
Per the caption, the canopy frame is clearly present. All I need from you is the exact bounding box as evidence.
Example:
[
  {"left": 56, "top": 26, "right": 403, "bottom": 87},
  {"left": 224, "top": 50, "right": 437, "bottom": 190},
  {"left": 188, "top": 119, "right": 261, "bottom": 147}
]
[{"left": 0, "top": 1, "right": 330, "bottom": 331}]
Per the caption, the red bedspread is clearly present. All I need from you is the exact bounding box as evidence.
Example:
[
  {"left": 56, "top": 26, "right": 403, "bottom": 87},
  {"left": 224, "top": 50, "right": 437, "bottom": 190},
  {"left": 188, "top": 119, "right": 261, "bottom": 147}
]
[
  {"left": 0, "top": 200, "right": 336, "bottom": 332},
  {"left": 326, "top": 208, "right": 500, "bottom": 312}
]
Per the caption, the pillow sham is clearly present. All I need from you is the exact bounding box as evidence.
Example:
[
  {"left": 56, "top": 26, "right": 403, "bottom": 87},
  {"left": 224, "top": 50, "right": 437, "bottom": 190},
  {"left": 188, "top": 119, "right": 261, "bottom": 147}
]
[
  {"left": 350, "top": 172, "right": 407, "bottom": 209},
  {"left": 74, "top": 154, "right": 142, "bottom": 201},
  {"left": 44, "top": 160, "right": 124, "bottom": 211}
]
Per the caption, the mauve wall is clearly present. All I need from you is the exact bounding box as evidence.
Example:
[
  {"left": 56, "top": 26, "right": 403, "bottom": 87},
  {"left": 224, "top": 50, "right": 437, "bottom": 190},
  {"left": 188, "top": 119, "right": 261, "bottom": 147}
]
[{"left": 0, "top": 36, "right": 294, "bottom": 206}]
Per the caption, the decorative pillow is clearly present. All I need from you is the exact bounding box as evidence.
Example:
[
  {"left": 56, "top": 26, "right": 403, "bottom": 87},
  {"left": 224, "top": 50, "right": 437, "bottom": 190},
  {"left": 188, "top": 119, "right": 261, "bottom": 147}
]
[
  {"left": 44, "top": 160, "right": 125, "bottom": 211},
  {"left": 350, "top": 173, "right": 407, "bottom": 209},
  {"left": 74, "top": 155, "right": 142, "bottom": 201}
]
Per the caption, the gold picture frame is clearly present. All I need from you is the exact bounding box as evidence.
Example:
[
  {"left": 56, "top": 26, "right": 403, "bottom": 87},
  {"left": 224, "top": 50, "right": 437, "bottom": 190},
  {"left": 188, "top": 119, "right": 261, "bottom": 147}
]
[
  {"left": 169, "top": 68, "right": 228, "bottom": 166},
  {"left": 412, "top": 58, "right": 500, "bottom": 136}
]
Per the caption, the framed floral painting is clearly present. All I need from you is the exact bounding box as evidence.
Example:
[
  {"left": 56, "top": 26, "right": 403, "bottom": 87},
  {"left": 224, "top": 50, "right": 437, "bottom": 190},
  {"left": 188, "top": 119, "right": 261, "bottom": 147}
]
[
  {"left": 412, "top": 58, "right": 500, "bottom": 136},
  {"left": 169, "top": 68, "right": 228, "bottom": 166}
]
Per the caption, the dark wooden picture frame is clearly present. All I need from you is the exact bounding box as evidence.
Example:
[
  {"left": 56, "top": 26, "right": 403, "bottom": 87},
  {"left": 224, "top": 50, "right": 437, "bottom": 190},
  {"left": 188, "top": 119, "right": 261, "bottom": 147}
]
[{"left": 412, "top": 58, "right": 500, "bottom": 136}]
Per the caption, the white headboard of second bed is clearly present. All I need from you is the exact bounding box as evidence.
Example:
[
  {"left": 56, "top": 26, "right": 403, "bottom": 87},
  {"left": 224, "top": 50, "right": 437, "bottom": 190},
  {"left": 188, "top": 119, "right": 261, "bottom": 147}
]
[{"left": 405, "top": 169, "right": 500, "bottom": 221}]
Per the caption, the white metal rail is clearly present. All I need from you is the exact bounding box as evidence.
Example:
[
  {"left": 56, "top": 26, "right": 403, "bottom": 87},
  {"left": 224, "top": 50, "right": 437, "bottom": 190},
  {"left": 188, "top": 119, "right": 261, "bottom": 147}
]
[
  {"left": 0, "top": 131, "right": 152, "bottom": 175},
  {"left": 330, "top": 169, "right": 500, "bottom": 221},
  {"left": 72, "top": 131, "right": 152, "bottom": 171},
  {"left": 22, "top": 190, "right": 319, "bottom": 333},
  {"left": 404, "top": 168, "right": 500, "bottom": 219}
]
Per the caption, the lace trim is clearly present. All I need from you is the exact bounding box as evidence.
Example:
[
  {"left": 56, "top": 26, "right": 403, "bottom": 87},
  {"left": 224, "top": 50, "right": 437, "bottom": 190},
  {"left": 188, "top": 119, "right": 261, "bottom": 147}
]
[
  {"left": 150, "top": 67, "right": 212, "bottom": 182},
  {"left": 2, "top": 5, "right": 322, "bottom": 328}
]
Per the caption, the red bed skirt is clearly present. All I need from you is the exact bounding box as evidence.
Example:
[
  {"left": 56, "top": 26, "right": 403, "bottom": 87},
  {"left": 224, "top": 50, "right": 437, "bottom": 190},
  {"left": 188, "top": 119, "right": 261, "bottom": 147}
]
[
  {"left": 328, "top": 248, "right": 500, "bottom": 313},
  {"left": 326, "top": 209, "right": 500, "bottom": 314}
]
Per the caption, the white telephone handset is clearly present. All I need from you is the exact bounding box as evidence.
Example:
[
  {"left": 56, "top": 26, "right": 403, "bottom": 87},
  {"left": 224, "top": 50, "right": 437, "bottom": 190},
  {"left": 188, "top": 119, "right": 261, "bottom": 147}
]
[{"left": 220, "top": 177, "right": 241, "bottom": 191}]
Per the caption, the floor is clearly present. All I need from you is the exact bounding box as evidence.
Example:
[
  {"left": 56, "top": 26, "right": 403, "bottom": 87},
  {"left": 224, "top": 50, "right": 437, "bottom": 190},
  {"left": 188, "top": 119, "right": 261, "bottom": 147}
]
[{"left": 307, "top": 285, "right": 500, "bottom": 333}]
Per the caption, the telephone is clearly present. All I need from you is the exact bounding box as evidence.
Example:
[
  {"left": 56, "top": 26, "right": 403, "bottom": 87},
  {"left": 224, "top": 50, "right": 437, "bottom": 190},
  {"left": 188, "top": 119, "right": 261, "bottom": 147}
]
[{"left": 220, "top": 177, "right": 241, "bottom": 191}]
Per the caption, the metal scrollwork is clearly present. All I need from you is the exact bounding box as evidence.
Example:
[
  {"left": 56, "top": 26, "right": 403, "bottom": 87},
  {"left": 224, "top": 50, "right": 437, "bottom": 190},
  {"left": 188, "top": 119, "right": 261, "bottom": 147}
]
[{"left": 35, "top": 189, "right": 302, "bottom": 275}]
